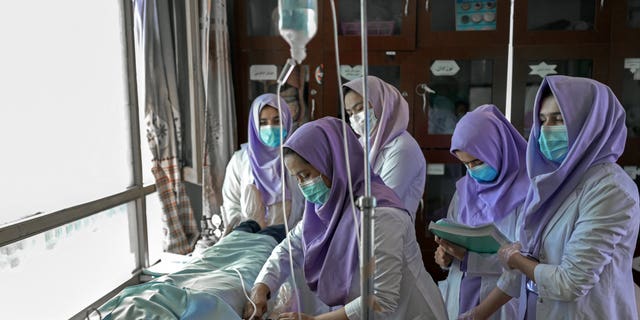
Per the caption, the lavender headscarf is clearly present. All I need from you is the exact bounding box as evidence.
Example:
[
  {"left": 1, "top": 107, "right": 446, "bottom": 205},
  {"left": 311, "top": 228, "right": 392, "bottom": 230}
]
[
  {"left": 283, "top": 117, "right": 406, "bottom": 307},
  {"left": 521, "top": 75, "right": 627, "bottom": 257},
  {"left": 247, "top": 93, "right": 292, "bottom": 206},
  {"left": 450, "top": 105, "right": 529, "bottom": 226},
  {"left": 344, "top": 76, "right": 410, "bottom": 165}
]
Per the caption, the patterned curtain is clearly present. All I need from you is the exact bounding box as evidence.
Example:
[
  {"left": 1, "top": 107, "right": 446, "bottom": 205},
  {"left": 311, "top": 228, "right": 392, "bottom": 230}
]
[
  {"left": 134, "top": 0, "right": 199, "bottom": 254},
  {"left": 201, "top": 0, "right": 237, "bottom": 239}
]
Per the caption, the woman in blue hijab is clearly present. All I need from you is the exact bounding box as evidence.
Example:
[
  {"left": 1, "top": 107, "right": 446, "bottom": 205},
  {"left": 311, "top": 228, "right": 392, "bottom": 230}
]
[
  {"left": 435, "top": 105, "right": 528, "bottom": 319},
  {"left": 243, "top": 117, "right": 447, "bottom": 320},
  {"left": 469, "top": 76, "right": 639, "bottom": 319}
]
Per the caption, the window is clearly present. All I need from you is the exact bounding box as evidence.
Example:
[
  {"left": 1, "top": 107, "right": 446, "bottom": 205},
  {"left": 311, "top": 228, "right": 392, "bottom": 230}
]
[{"left": 0, "top": 1, "right": 132, "bottom": 225}]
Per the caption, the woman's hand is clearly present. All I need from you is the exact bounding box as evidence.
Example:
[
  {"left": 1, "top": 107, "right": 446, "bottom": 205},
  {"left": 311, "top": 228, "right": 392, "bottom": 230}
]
[
  {"left": 277, "top": 313, "right": 315, "bottom": 320},
  {"left": 435, "top": 245, "right": 453, "bottom": 269},
  {"left": 243, "top": 283, "right": 270, "bottom": 320},
  {"left": 497, "top": 242, "right": 522, "bottom": 270},
  {"left": 435, "top": 236, "right": 467, "bottom": 261}
]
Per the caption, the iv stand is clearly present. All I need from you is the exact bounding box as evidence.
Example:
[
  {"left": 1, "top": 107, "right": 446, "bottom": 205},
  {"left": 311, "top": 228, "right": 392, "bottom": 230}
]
[{"left": 358, "top": 0, "right": 375, "bottom": 318}]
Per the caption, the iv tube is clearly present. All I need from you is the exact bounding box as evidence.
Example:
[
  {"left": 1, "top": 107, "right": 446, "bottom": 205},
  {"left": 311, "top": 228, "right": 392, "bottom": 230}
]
[{"left": 278, "top": 0, "right": 318, "bottom": 64}]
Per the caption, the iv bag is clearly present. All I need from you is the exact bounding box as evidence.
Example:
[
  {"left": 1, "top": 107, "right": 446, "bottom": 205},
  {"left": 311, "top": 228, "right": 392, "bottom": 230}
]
[{"left": 278, "top": 0, "right": 318, "bottom": 64}]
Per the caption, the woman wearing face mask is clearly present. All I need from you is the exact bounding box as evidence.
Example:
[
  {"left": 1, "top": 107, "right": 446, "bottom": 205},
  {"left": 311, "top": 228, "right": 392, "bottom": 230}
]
[
  {"left": 434, "top": 105, "right": 527, "bottom": 320},
  {"left": 243, "top": 117, "right": 448, "bottom": 320},
  {"left": 465, "top": 76, "right": 640, "bottom": 319},
  {"left": 343, "top": 76, "right": 426, "bottom": 218},
  {"left": 221, "top": 93, "right": 304, "bottom": 234}
]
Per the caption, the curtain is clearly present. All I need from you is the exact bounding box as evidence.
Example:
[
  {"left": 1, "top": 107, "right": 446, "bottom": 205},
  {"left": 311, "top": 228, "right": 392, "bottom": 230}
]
[
  {"left": 134, "top": 0, "right": 199, "bottom": 254},
  {"left": 201, "top": 0, "right": 237, "bottom": 238}
]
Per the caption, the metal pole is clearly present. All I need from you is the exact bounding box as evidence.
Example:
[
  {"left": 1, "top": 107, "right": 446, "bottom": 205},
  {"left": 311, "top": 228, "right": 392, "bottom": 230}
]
[{"left": 359, "top": 0, "right": 375, "bottom": 319}]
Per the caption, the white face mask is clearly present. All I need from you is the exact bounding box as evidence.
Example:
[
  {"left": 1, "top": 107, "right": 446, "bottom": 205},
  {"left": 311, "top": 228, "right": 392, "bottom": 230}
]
[{"left": 349, "top": 108, "right": 377, "bottom": 137}]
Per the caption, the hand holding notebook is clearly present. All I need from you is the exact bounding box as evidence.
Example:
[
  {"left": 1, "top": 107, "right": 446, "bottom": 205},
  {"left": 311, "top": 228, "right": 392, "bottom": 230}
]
[{"left": 428, "top": 219, "right": 512, "bottom": 254}]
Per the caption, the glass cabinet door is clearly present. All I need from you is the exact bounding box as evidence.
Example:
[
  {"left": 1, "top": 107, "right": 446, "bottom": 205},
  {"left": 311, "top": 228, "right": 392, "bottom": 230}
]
[
  {"left": 237, "top": 51, "right": 324, "bottom": 144},
  {"left": 325, "top": 0, "right": 417, "bottom": 50},
  {"left": 238, "top": 0, "right": 323, "bottom": 51},
  {"left": 413, "top": 50, "right": 507, "bottom": 148},
  {"left": 510, "top": 45, "right": 609, "bottom": 135},
  {"left": 514, "top": 0, "right": 611, "bottom": 44},
  {"left": 415, "top": 150, "right": 467, "bottom": 282},
  {"left": 321, "top": 51, "right": 416, "bottom": 123},
  {"left": 417, "top": 0, "right": 510, "bottom": 47},
  {"left": 612, "top": 0, "right": 640, "bottom": 43},
  {"left": 520, "top": 59, "right": 594, "bottom": 136},
  {"left": 610, "top": 49, "right": 640, "bottom": 166}
]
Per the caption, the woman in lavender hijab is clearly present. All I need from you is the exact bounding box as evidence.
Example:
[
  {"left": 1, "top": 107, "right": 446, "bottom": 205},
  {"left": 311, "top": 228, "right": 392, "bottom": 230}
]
[
  {"left": 344, "top": 76, "right": 426, "bottom": 218},
  {"left": 221, "top": 93, "right": 304, "bottom": 234},
  {"left": 243, "top": 117, "right": 447, "bottom": 320},
  {"left": 434, "top": 105, "right": 528, "bottom": 320},
  {"left": 468, "top": 76, "right": 640, "bottom": 319}
]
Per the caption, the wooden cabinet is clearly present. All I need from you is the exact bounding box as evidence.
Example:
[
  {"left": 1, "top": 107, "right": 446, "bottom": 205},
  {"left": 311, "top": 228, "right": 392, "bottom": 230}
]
[
  {"left": 235, "top": 50, "right": 324, "bottom": 145},
  {"left": 410, "top": 46, "right": 508, "bottom": 148},
  {"left": 322, "top": 0, "right": 417, "bottom": 51},
  {"left": 513, "top": 0, "right": 611, "bottom": 45},
  {"left": 417, "top": 0, "right": 510, "bottom": 47},
  {"left": 235, "top": 0, "right": 324, "bottom": 51},
  {"left": 416, "top": 150, "right": 467, "bottom": 281},
  {"left": 510, "top": 45, "right": 610, "bottom": 135},
  {"left": 611, "top": 0, "right": 640, "bottom": 44},
  {"left": 321, "top": 50, "right": 416, "bottom": 123}
]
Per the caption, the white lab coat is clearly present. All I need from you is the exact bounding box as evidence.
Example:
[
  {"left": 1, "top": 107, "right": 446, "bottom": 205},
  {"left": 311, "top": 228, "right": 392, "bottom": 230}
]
[
  {"left": 370, "top": 131, "right": 426, "bottom": 218},
  {"left": 438, "top": 192, "right": 521, "bottom": 320},
  {"left": 255, "top": 207, "right": 448, "bottom": 320},
  {"left": 221, "top": 147, "right": 304, "bottom": 232},
  {"left": 498, "top": 163, "right": 640, "bottom": 319}
]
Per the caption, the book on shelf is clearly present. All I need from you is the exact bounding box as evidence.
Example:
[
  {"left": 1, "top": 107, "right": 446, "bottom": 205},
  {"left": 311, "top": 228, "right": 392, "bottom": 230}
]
[{"left": 428, "top": 218, "right": 512, "bottom": 254}]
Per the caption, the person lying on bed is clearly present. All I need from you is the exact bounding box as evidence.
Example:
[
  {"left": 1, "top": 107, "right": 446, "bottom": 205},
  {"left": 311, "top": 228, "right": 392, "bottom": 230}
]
[{"left": 98, "top": 221, "right": 289, "bottom": 320}]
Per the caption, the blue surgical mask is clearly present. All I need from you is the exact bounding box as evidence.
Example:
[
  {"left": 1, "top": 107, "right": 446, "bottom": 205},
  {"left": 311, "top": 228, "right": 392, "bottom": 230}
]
[
  {"left": 538, "top": 125, "right": 568, "bottom": 163},
  {"left": 299, "top": 175, "right": 330, "bottom": 205},
  {"left": 259, "top": 125, "right": 287, "bottom": 147},
  {"left": 467, "top": 163, "right": 498, "bottom": 183}
]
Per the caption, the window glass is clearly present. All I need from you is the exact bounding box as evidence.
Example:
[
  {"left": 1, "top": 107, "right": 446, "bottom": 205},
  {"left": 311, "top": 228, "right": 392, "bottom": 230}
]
[
  {"left": 0, "top": 0, "right": 132, "bottom": 225},
  {"left": 0, "top": 204, "right": 137, "bottom": 319},
  {"left": 146, "top": 192, "right": 165, "bottom": 265}
]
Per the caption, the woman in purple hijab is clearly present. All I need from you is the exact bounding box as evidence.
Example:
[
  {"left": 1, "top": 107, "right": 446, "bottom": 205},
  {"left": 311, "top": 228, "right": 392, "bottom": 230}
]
[
  {"left": 244, "top": 117, "right": 447, "bottom": 320},
  {"left": 434, "top": 105, "right": 528, "bottom": 320},
  {"left": 344, "top": 76, "right": 427, "bottom": 218},
  {"left": 472, "top": 76, "right": 640, "bottom": 319},
  {"left": 221, "top": 93, "right": 304, "bottom": 234}
]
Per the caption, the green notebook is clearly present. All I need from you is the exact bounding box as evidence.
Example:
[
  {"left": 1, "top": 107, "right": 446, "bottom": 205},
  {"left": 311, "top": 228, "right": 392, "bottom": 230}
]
[{"left": 428, "top": 219, "right": 511, "bottom": 254}]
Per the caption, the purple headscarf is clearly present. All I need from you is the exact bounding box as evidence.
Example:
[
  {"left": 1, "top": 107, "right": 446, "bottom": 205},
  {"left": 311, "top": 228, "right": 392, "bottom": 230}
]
[
  {"left": 521, "top": 75, "right": 627, "bottom": 257},
  {"left": 344, "top": 76, "right": 410, "bottom": 165},
  {"left": 450, "top": 105, "right": 529, "bottom": 226},
  {"left": 247, "top": 93, "right": 292, "bottom": 206},
  {"left": 283, "top": 117, "right": 406, "bottom": 307}
]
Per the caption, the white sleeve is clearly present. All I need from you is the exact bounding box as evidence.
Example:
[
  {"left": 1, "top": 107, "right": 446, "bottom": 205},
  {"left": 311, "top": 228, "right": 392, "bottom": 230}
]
[
  {"left": 377, "top": 137, "right": 425, "bottom": 215},
  {"left": 344, "top": 210, "right": 408, "bottom": 320},
  {"left": 254, "top": 222, "right": 305, "bottom": 294},
  {"left": 221, "top": 151, "right": 245, "bottom": 232},
  {"left": 534, "top": 178, "right": 637, "bottom": 301}
]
